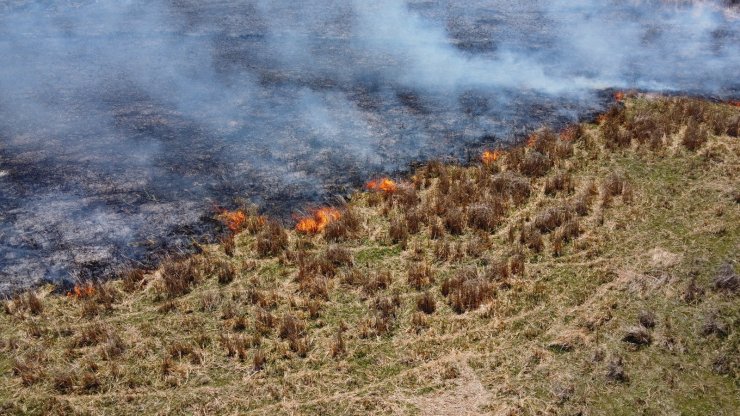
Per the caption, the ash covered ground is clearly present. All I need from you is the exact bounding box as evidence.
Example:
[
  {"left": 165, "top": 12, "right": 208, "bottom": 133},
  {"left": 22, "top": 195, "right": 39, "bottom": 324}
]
[{"left": 0, "top": 0, "right": 738, "bottom": 293}]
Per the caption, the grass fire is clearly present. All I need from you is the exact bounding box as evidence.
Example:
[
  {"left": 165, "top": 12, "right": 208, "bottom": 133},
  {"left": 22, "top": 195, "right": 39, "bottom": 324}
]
[
  {"left": 2, "top": 96, "right": 737, "bottom": 414},
  {"left": 295, "top": 207, "right": 342, "bottom": 235},
  {"left": 366, "top": 177, "right": 398, "bottom": 194},
  {"left": 0, "top": 0, "right": 738, "bottom": 414}
]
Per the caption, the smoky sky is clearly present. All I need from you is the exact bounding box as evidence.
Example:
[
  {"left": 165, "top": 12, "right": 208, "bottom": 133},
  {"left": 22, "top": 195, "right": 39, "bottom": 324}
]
[{"left": 0, "top": 0, "right": 738, "bottom": 292}]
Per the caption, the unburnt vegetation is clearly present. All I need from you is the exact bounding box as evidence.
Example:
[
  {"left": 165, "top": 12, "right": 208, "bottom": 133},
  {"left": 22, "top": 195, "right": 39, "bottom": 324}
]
[{"left": 1, "top": 96, "right": 738, "bottom": 415}]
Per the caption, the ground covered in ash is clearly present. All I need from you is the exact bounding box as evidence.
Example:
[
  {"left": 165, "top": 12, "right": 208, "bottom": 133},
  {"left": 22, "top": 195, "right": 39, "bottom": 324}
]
[{"left": 0, "top": 0, "right": 738, "bottom": 292}]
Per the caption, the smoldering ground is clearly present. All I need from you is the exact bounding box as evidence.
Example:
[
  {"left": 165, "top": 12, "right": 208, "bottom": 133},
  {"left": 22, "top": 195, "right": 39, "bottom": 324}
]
[{"left": 0, "top": 0, "right": 737, "bottom": 292}]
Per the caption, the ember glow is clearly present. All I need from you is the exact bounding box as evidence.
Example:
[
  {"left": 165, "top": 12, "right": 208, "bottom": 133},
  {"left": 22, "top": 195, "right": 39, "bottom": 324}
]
[
  {"left": 295, "top": 208, "right": 342, "bottom": 235},
  {"left": 366, "top": 178, "right": 398, "bottom": 194}
]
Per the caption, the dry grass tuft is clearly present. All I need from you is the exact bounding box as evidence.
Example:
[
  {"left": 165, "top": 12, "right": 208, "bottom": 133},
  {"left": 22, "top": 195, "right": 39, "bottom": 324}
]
[
  {"left": 606, "top": 356, "right": 629, "bottom": 383},
  {"left": 681, "top": 117, "right": 708, "bottom": 151},
  {"left": 519, "top": 150, "right": 552, "bottom": 177},
  {"left": 389, "top": 217, "right": 409, "bottom": 245},
  {"left": 278, "top": 313, "right": 306, "bottom": 341},
  {"left": 121, "top": 269, "right": 145, "bottom": 292},
  {"left": 713, "top": 262, "right": 738, "bottom": 293},
  {"left": 622, "top": 326, "right": 652, "bottom": 346},
  {"left": 12, "top": 358, "right": 44, "bottom": 386},
  {"left": 468, "top": 202, "right": 504, "bottom": 232},
  {"left": 682, "top": 278, "right": 705, "bottom": 304},
  {"left": 441, "top": 267, "right": 494, "bottom": 313},
  {"left": 534, "top": 205, "right": 574, "bottom": 233},
  {"left": 256, "top": 221, "right": 289, "bottom": 257},
  {"left": 324, "top": 207, "right": 361, "bottom": 242},
  {"left": 416, "top": 292, "right": 436, "bottom": 314},
  {"left": 408, "top": 262, "right": 435, "bottom": 290},
  {"left": 161, "top": 258, "right": 202, "bottom": 298},
  {"left": 544, "top": 172, "right": 575, "bottom": 196}
]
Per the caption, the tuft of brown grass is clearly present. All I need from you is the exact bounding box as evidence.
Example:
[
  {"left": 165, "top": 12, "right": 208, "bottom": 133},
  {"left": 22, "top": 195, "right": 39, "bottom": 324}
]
[
  {"left": 468, "top": 202, "right": 503, "bottom": 232},
  {"left": 27, "top": 292, "right": 43, "bottom": 315},
  {"left": 638, "top": 310, "right": 656, "bottom": 329},
  {"left": 681, "top": 117, "right": 708, "bottom": 151},
  {"left": 622, "top": 326, "right": 652, "bottom": 346},
  {"left": 216, "top": 260, "right": 237, "bottom": 285},
  {"left": 509, "top": 251, "right": 525, "bottom": 276},
  {"left": 682, "top": 277, "right": 705, "bottom": 304},
  {"left": 389, "top": 217, "right": 409, "bottom": 245},
  {"left": 713, "top": 262, "right": 738, "bottom": 293},
  {"left": 256, "top": 221, "right": 289, "bottom": 257},
  {"left": 101, "top": 333, "right": 126, "bottom": 360},
  {"left": 161, "top": 258, "right": 201, "bottom": 298},
  {"left": 519, "top": 150, "right": 552, "bottom": 177},
  {"left": 441, "top": 267, "right": 494, "bottom": 313},
  {"left": 364, "top": 270, "right": 392, "bottom": 296},
  {"left": 52, "top": 370, "right": 77, "bottom": 394},
  {"left": 73, "top": 323, "right": 109, "bottom": 348},
  {"left": 416, "top": 291, "right": 436, "bottom": 314},
  {"left": 324, "top": 207, "right": 361, "bottom": 242},
  {"left": 520, "top": 224, "right": 544, "bottom": 253},
  {"left": 430, "top": 218, "right": 445, "bottom": 240},
  {"left": 278, "top": 313, "right": 306, "bottom": 341},
  {"left": 408, "top": 262, "right": 435, "bottom": 290},
  {"left": 253, "top": 349, "right": 267, "bottom": 371},
  {"left": 544, "top": 172, "right": 574, "bottom": 196},
  {"left": 325, "top": 245, "right": 354, "bottom": 267},
  {"left": 443, "top": 207, "right": 466, "bottom": 235},
  {"left": 606, "top": 356, "right": 629, "bottom": 383},
  {"left": 13, "top": 358, "right": 44, "bottom": 386},
  {"left": 121, "top": 269, "right": 145, "bottom": 292},
  {"left": 330, "top": 327, "right": 346, "bottom": 358},
  {"left": 534, "top": 205, "right": 574, "bottom": 233}
]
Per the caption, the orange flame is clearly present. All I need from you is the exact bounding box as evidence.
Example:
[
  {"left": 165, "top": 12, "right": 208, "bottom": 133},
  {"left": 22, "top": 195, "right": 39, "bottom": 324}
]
[
  {"left": 481, "top": 150, "right": 502, "bottom": 164},
  {"left": 526, "top": 134, "right": 538, "bottom": 148},
  {"left": 614, "top": 91, "right": 625, "bottom": 102},
  {"left": 729, "top": 100, "right": 740, "bottom": 108},
  {"left": 366, "top": 177, "right": 398, "bottom": 194},
  {"left": 295, "top": 207, "right": 341, "bottom": 234},
  {"left": 218, "top": 210, "right": 247, "bottom": 232},
  {"left": 597, "top": 114, "right": 608, "bottom": 124},
  {"left": 67, "top": 284, "right": 95, "bottom": 299}
]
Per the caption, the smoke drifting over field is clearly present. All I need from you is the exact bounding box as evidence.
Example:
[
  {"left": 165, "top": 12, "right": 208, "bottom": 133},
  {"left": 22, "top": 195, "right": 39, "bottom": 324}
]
[{"left": 0, "top": 0, "right": 738, "bottom": 292}]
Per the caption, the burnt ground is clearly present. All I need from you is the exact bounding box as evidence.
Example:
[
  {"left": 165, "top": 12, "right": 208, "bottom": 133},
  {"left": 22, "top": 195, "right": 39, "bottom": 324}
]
[{"left": 0, "top": 0, "right": 737, "bottom": 293}]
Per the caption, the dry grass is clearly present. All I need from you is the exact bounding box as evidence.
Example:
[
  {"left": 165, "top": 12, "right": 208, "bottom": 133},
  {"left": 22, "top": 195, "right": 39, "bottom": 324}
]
[{"left": 1, "top": 96, "right": 738, "bottom": 415}]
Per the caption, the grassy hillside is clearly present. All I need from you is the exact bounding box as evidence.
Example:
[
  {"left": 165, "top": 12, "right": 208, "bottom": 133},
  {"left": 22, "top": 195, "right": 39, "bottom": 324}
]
[{"left": 1, "top": 96, "right": 738, "bottom": 415}]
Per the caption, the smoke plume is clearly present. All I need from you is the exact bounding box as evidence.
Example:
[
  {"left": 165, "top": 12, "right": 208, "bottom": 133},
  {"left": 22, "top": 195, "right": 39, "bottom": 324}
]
[{"left": 0, "top": 0, "right": 737, "bottom": 292}]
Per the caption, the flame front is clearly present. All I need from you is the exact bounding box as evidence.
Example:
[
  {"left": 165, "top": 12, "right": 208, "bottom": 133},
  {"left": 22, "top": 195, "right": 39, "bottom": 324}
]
[
  {"left": 296, "top": 207, "right": 341, "bottom": 234},
  {"left": 219, "top": 210, "right": 247, "bottom": 232},
  {"left": 614, "top": 91, "right": 625, "bottom": 102},
  {"left": 366, "top": 178, "right": 397, "bottom": 194},
  {"left": 481, "top": 150, "right": 501, "bottom": 164},
  {"left": 67, "top": 284, "right": 95, "bottom": 299}
]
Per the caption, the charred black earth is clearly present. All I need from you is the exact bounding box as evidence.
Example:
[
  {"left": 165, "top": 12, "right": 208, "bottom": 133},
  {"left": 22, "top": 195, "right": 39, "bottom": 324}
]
[{"left": 0, "top": 0, "right": 738, "bottom": 293}]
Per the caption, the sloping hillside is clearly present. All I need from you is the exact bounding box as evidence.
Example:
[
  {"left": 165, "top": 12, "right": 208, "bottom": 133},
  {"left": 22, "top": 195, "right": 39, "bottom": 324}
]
[{"left": 1, "top": 96, "right": 738, "bottom": 415}]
